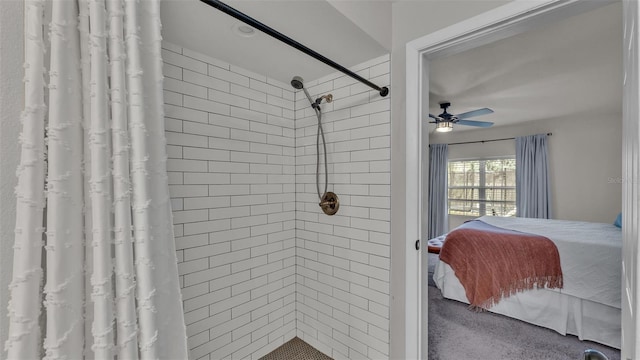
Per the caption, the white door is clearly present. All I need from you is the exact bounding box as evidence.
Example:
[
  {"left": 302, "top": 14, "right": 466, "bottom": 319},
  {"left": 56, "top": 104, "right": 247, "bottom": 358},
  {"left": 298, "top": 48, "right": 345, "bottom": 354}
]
[{"left": 622, "top": 0, "right": 640, "bottom": 358}]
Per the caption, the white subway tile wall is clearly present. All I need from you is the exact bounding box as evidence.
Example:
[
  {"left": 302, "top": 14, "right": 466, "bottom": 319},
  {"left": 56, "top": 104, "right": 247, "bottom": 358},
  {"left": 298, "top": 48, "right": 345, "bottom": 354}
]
[
  {"left": 294, "top": 55, "right": 391, "bottom": 359},
  {"left": 163, "top": 42, "right": 297, "bottom": 360},
  {"left": 164, "top": 41, "right": 391, "bottom": 360}
]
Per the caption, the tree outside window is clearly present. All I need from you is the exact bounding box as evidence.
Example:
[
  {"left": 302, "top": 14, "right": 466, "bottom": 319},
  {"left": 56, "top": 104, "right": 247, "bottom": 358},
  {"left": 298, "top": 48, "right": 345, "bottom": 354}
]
[{"left": 447, "top": 158, "right": 516, "bottom": 217}]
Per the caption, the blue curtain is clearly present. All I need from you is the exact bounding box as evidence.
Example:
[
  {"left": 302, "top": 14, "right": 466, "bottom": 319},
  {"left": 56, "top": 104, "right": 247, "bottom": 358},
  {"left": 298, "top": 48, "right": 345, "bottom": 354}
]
[
  {"left": 516, "top": 134, "right": 551, "bottom": 218},
  {"left": 428, "top": 144, "right": 448, "bottom": 238}
]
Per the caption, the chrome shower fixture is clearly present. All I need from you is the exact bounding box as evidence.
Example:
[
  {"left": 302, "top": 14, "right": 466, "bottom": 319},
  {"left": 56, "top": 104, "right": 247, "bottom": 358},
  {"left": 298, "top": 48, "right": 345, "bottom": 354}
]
[
  {"left": 291, "top": 76, "right": 339, "bottom": 216},
  {"left": 290, "top": 76, "right": 304, "bottom": 90},
  {"left": 319, "top": 192, "right": 339, "bottom": 216},
  {"left": 291, "top": 76, "right": 333, "bottom": 109},
  {"left": 314, "top": 94, "right": 333, "bottom": 107},
  {"left": 290, "top": 76, "right": 316, "bottom": 108}
]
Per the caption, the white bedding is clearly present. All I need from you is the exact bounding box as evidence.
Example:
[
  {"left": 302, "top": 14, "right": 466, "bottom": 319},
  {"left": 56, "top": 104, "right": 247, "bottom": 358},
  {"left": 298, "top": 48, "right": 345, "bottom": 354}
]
[{"left": 433, "top": 216, "right": 622, "bottom": 348}]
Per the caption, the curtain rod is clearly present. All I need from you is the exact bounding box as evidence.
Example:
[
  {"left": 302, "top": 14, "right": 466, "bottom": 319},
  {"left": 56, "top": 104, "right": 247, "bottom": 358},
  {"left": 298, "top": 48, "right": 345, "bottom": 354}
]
[
  {"left": 199, "top": 0, "right": 390, "bottom": 97},
  {"left": 431, "top": 132, "right": 553, "bottom": 146}
]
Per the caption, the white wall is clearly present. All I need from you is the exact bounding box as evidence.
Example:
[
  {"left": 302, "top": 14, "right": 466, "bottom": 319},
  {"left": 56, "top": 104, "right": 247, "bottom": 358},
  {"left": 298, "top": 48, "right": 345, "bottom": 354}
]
[
  {"left": 161, "top": 42, "right": 298, "bottom": 359},
  {"left": 294, "top": 55, "right": 391, "bottom": 359},
  {"left": 0, "top": 1, "right": 24, "bottom": 357},
  {"left": 164, "top": 43, "right": 392, "bottom": 359},
  {"left": 326, "top": 1, "right": 392, "bottom": 51},
  {"left": 388, "top": 2, "right": 510, "bottom": 358},
  {"left": 431, "top": 114, "right": 623, "bottom": 231}
]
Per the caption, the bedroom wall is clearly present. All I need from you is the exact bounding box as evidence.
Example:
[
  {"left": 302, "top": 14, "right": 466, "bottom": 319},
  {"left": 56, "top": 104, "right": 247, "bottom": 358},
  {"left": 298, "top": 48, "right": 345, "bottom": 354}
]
[
  {"left": 162, "top": 42, "right": 297, "bottom": 359},
  {"left": 294, "top": 55, "right": 391, "bottom": 359},
  {"left": 430, "top": 113, "right": 623, "bottom": 231}
]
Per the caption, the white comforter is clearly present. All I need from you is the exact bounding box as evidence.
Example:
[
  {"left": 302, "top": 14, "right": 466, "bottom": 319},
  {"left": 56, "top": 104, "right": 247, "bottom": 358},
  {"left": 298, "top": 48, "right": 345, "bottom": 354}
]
[{"left": 474, "top": 216, "right": 622, "bottom": 308}]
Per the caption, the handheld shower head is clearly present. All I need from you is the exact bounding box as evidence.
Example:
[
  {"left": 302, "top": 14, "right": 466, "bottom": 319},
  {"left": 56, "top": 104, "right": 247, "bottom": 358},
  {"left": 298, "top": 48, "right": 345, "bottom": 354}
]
[
  {"left": 291, "top": 75, "right": 316, "bottom": 108},
  {"left": 291, "top": 76, "right": 304, "bottom": 90}
]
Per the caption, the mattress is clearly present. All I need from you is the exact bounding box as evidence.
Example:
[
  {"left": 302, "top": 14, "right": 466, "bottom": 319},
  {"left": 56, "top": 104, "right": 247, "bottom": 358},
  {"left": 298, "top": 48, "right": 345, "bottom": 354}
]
[{"left": 432, "top": 216, "right": 622, "bottom": 348}]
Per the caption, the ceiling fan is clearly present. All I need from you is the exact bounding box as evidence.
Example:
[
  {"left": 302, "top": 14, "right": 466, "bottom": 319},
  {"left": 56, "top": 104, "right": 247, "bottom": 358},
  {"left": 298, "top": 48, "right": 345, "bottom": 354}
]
[{"left": 429, "top": 101, "right": 494, "bottom": 132}]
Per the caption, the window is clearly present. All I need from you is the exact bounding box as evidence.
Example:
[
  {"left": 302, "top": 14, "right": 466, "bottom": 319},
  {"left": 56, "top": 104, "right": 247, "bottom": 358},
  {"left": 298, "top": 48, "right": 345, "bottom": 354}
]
[{"left": 448, "top": 158, "right": 516, "bottom": 217}]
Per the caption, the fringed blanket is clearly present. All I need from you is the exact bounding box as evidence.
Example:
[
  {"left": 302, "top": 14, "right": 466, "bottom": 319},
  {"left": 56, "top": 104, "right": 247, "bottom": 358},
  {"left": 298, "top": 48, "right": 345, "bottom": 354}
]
[{"left": 439, "top": 219, "right": 563, "bottom": 310}]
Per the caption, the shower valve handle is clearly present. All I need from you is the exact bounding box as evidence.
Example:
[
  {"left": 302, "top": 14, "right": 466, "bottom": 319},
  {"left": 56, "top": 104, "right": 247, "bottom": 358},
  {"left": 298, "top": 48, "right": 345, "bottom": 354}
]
[{"left": 319, "top": 192, "right": 340, "bottom": 216}]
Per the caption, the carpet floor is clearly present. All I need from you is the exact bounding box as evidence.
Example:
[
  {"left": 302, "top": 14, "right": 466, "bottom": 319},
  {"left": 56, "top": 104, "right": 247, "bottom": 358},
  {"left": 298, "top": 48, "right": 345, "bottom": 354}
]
[
  {"left": 261, "top": 255, "right": 620, "bottom": 360},
  {"left": 427, "top": 254, "right": 621, "bottom": 360},
  {"left": 259, "top": 337, "right": 333, "bottom": 360}
]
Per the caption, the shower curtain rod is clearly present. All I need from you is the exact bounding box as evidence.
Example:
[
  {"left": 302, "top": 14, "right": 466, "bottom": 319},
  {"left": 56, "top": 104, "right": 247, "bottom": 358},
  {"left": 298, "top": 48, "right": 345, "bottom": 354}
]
[
  {"left": 199, "top": 0, "right": 389, "bottom": 97},
  {"left": 430, "top": 133, "right": 553, "bottom": 146}
]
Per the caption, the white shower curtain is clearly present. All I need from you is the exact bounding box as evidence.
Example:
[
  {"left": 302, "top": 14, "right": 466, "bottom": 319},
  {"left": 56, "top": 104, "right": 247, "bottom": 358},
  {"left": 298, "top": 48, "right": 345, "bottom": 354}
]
[{"left": 6, "top": 0, "right": 188, "bottom": 358}]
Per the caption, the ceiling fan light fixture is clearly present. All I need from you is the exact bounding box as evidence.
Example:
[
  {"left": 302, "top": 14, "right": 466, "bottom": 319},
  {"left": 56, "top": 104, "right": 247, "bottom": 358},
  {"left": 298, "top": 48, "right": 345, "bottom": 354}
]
[
  {"left": 436, "top": 121, "right": 453, "bottom": 132},
  {"left": 429, "top": 102, "right": 495, "bottom": 131}
]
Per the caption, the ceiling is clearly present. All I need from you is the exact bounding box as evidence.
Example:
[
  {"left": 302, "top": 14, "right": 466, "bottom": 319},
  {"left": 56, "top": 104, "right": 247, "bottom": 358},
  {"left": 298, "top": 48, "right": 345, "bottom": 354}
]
[
  {"left": 160, "top": 0, "right": 391, "bottom": 85},
  {"left": 161, "top": 0, "right": 622, "bottom": 129},
  {"left": 428, "top": 1, "right": 622, "bottom": 132}
]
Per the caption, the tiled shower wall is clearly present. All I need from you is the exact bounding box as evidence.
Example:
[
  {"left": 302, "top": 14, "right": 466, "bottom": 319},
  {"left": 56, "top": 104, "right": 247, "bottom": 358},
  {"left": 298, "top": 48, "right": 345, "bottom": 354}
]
[
  {"left": 294, "top": 55, "right": 391, "bottom": 359},
  {"left": 162, "top": 42, "right": 297, "bottom": 360},
  {"left": 162, "top": 40, "right": 391, "bottom": 359}
]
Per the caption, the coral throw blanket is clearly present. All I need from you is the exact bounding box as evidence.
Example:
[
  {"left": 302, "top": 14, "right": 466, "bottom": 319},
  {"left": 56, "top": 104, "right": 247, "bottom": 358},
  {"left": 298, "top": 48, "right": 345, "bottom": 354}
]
[{"left": 439, "top": 219, "right": 563, "bottom": 309}]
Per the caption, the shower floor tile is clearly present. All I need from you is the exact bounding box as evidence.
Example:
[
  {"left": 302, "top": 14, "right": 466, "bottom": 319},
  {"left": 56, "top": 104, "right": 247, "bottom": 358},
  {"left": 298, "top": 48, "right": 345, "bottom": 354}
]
[{"left": 259, "top": 337, "right": 333, "bottom": 360}]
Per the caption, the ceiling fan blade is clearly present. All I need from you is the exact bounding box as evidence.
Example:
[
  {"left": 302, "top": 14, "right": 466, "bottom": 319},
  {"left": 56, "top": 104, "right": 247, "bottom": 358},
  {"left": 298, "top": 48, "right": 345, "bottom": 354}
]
[
  {"left": 456, "top": 119, "right": 494, "bottom": 128},
  {"left": 429, "top": 113, "right": 439, "bottom": 119},
  {"left": 455, "top": 107, "right": 494, "bottom": 119}
]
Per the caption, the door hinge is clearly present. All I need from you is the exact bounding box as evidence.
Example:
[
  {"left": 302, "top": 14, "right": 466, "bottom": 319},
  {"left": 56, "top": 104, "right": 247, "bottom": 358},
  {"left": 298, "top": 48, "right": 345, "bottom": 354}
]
[{"left": 415, "top": 239, "right": 420, "bottom": 250}]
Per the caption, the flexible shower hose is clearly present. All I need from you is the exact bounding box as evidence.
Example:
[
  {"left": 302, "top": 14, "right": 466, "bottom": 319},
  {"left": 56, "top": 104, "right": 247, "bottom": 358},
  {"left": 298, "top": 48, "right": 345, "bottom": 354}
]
[{"left": 314, "top": 106, "right": 328, "bottom": 200}]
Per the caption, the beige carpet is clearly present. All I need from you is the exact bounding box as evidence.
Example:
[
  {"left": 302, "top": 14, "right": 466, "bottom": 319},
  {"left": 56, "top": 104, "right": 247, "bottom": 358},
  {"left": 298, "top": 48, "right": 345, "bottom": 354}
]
[{"left": 260, "top": 337, "right": 333, "bottom": 360}]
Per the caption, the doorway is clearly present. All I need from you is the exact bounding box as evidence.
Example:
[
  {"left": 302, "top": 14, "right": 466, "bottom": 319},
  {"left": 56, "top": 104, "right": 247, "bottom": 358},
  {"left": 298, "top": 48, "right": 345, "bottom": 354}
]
[{"left": 403, "top": 0, "right": 635, "bottom": 358}]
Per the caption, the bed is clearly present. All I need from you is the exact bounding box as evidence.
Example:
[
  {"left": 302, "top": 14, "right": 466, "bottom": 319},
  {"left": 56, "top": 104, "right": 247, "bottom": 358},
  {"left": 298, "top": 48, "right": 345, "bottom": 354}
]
[{"left": 432, "top": 215, "right": 622, "bottom": 349}]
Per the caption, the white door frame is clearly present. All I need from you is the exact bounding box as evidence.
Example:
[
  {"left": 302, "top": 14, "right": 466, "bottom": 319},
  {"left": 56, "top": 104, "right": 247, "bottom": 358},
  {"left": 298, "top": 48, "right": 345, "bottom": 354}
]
[
  {"left": 404, "top": 0, "right": 628, "bottom": 358},
  {"left": 621, "top": 0, "right": 640, "bottom": 357}
]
